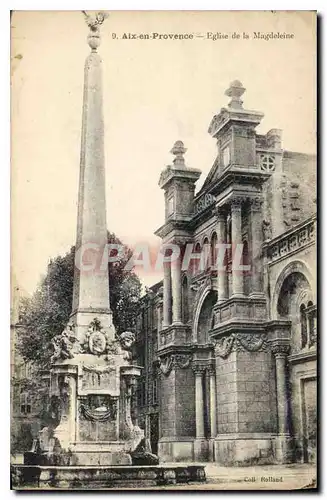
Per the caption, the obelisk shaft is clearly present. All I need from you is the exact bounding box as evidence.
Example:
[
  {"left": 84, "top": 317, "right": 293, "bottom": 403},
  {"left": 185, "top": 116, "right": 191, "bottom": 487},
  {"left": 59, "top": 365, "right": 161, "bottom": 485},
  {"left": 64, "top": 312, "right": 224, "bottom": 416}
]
[{"left": 71, "top": 22, "right": 114, "bottom": 340}]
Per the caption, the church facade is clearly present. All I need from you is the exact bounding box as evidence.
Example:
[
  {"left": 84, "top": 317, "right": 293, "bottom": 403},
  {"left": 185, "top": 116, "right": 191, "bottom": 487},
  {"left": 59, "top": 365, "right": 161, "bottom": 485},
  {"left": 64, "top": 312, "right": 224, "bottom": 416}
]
[{"left": 135, "top": 80, "right": 317, "bottom": 466}]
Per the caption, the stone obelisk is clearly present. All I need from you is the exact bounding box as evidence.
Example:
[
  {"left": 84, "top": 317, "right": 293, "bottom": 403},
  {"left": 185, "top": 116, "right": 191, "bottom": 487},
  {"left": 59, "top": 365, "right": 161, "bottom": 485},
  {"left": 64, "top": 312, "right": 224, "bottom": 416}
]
[
  {"left": 71, "top": 11, "right": 115, "bottom": 341},
  {"left": 44, "top": 14, "right": 143, "bottom": 465}
]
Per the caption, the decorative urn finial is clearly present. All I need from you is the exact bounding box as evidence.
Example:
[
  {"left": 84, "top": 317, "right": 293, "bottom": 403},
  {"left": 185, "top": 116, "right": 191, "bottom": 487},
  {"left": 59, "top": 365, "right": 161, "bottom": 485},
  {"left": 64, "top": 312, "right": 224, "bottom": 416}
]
[
  {"left": 82, "top": 11, "right": 109, "bottom": 51},
  {"left": 225, "top": 80, "right": 246, "bottom": 109},
  {"left": 170, "top": 140, "right": 187, "bottom": 167}
]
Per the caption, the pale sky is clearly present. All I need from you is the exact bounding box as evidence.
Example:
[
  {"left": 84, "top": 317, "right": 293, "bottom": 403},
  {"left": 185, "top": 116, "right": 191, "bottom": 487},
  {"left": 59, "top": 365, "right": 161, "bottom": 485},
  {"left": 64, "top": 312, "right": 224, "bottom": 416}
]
[{"left": 11, "top": 11, "right": 316, "bottom": 295}]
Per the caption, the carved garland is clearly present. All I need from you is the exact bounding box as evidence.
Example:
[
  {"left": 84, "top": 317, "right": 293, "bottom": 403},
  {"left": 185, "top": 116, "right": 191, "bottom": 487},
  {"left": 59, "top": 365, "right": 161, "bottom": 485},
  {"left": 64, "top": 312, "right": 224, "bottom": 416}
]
[
  {"left": 83, "top": 364, "right": 116, "bottom": 374},
  {"left": 79, "top": 397, "right": 118, "bottom": 422},
  {"left": 158, "top": 354, "right": 193, "bottom": 376},
  {"left": 214, "top": 333, "right": 268, "bottom": 359}
]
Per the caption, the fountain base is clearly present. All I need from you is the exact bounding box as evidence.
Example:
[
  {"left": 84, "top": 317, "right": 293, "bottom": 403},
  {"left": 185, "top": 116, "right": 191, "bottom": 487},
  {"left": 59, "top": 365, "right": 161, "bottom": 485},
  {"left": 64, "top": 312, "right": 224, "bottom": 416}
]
[{"left": 11, "top": 464, "right": 206, "bottom": 489}]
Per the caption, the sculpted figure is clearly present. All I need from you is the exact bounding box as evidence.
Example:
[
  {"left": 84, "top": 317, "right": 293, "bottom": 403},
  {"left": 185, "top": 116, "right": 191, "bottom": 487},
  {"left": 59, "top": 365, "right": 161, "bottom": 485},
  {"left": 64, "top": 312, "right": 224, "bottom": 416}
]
[
  {"left": 120, "top": 331, "right": 135, "bottom": 350},
  {"left": 262, "top": 219, "right": 272, "bottom": 241},
  {"left": 50, "top": 324, "right": 77, "bottom": 363},
  {"left": 118, "top": 331, "right": 135, "bottom": 362},
  {"left": 82, "top": 11, "right": 108, "bottom": 32}
]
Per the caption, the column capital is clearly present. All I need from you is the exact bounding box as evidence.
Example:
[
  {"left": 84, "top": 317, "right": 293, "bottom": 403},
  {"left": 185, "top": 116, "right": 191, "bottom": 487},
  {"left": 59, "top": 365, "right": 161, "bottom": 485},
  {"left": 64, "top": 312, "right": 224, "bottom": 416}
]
[
  {"left": 212, "top": 205, "right": 227, "bottom": 221},
  {"left": 271, "top": 342, "right": 290, "bottom": 358},
  {"left": 192, "top": 362, "right": 207, "bottom": 375},
  {"left": 249, "top": 196, "right": 264, "bottom": 212},
  {"left": 230, "top": 197, "right": 244, "bottom": 210}
]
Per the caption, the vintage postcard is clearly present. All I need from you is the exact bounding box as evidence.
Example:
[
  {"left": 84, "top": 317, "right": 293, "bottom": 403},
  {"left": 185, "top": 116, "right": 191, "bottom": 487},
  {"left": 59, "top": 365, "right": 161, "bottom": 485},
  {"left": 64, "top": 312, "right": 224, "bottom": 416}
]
[{"left": 10, "top": 10, "right": 317, "bottom": 490}]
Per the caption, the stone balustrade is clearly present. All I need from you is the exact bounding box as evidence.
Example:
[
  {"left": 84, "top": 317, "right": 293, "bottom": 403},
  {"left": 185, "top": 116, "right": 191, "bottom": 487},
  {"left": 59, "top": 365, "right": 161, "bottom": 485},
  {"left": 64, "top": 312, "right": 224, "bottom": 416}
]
[{"left": 264, "top": 216, "right": 316, "bottom": 263}]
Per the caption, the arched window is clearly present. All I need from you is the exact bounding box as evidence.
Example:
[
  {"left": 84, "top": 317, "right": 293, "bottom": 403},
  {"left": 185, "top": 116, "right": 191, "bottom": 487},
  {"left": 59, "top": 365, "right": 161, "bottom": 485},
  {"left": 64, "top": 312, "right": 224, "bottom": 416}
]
[
  {"left": 182, "top": 276, "right": 189, "bottom": 323},
  {"left": 211, "top": 232, "right": 218, "bottom": 270},
  {"left": 300, "top": 303, "right": 308, "bottom": 348},
  {"left": 192, "top": 243, "right": 201, "bottom": 275},
  {"left": 202, "top": 237, "right": 210, "bottom": 271},
  {"left": 307, "top": 301, "right": 316, "bottom": 347}
]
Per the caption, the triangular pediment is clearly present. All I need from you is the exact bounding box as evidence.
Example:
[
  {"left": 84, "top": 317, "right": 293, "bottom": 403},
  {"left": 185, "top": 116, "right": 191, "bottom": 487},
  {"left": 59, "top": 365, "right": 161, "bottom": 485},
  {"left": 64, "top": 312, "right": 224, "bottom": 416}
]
[{"left": 196, "top": 156, "right": 220, "bottom": 197}]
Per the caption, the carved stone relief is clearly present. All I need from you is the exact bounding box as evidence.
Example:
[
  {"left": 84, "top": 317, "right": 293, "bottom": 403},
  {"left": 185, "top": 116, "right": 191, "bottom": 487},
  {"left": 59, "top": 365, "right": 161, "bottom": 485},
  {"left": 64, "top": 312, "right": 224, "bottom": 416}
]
[{"left": 213, "top": 332, "right": 268, "bottom": 359}]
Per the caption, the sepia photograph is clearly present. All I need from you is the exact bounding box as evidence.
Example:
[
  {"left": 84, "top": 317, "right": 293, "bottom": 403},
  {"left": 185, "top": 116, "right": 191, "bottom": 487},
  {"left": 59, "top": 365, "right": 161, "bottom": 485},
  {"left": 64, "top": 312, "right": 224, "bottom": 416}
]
[{"left": 10, "top": 9, "right": 317, "bottom": 490}]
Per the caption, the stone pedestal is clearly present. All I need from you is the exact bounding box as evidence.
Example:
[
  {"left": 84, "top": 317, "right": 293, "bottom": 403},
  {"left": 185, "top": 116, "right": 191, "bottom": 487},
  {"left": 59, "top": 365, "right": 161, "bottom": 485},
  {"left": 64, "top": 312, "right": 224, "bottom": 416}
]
[
  {"left": 214, "top": 433, "right": 275, "bottom": 465},
  {"left": 43, "top": 331, "right": 144, "bottom": 466},
  {"left": 212, "top": 334, "right": 277, "bottom": 465},
  {"left": 157, "top": 349, "right": 195, "bottom": 463},
  {"left": 274, "top": 434, "right": 293, "bottom": 464},
  {"left": 194, "top": 438, "right": 208, "bottom": 462}
]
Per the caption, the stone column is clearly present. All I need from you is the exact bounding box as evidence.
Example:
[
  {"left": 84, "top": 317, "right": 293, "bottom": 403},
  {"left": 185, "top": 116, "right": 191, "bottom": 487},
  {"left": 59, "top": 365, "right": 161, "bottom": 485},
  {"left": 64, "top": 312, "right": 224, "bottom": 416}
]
[
  {"left": 171, "top": 249, "right": 182, "bottom": 325},
  {"left": 194, "top": 369, "right": 205, "bottom": 438},
  {"left": 215, "top": 208, "right": 228, "bottom": 303},
  {"left": 156, "top": 301, "right": 163, "bottom": 348},
  {"left": 209, "top": 369, "right": 217, "bottom": 438},
  {"left": 250, "top": 198, "right": 264, "bottom": 297},
  {"left": 272, "top": 344, "right": 291, "bottom": 463},
  {"left": 163, "top": 262, "right": 172, "bottom": 328},
  {"left": 231, "top": 198, "right": 244, "bottom": 297}
]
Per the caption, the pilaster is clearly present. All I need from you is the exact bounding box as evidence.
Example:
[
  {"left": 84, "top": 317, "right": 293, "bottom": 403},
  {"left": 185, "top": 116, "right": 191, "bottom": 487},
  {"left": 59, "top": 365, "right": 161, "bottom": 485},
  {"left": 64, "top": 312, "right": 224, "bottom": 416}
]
[
  {"left": 214, "top": 207, "right": 228, "bottom": 303},
  {"left": 230, "top": 198, "right": 244, "bottom": 298},
  {"left": 270, "top": 341, "right": 293, "bottom": 464},
  {"left": 249, "top": 197, "right": 265, "bottom": 298}
]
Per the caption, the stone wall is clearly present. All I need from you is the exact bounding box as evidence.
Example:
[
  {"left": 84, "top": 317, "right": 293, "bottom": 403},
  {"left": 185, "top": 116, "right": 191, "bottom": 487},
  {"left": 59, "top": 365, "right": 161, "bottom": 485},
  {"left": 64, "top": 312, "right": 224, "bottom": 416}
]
[
  {"left": 160, "top": 371, "right": 176, "bottom": 438},
  {"left": 289, "top": 359, "right": 316, "bottom": 463},
  {"left": 175, "top": 366, "right": 196, "bottom": 437},
  {"left": 216, "top": 349, "right": 277, "bottom": 436}
]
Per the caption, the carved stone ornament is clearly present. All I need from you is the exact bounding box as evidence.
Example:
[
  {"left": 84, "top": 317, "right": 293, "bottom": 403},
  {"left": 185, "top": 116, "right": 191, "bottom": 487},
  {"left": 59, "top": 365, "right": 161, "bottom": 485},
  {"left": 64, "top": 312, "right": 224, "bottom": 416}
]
[
  {"left": 270, "top": 343, "right": 290, "bottom": 357},
  {"left": 82, "top": 10, "right": 109, "bottom": 51},
  {"left": 250, "top": 197, "right": 264, "bottom": 212},
  {"left": 214, "top": 334, "right": 236, "bottom": 359},
  {"left": 119, "top": 331, "right": 135, "bottom": 350},
  {"left": 79, "top": 395, "right": 118, "bottom": 422},
  {"left": 50, "top": 322, "right": 78, "bottom": 364},
  {"left": 117, "top": 331, "right": 136, "bottom": 362},
  {"left": 158, "top": 353, "right": 193, "bottom": 376},
  {"left": 214, "top": 333, "right": 268, "bottom": 359},
  {"left": 159, "top": 166, "right": 171, "bottom": 186},
  {"left": 158, "top": 355, "right": 173, "bottom": 376},
  {"left": 81, "top": 318, "right": 112, "bottom": 356},
  {"left": 174, "top": 354, "right": 193, "bottom": 369},
  {"left": 262, "top": 219, "right": 272, "bottom": 241},
  {"left": 89, "top": 331, "right": 107, "bottom": 355},
  {"left": 208, "top": 109, "right": 229, "bottom": 136},
  {"left": 231, "top": 197, "right": 244, "bottom": 210},
  {"left": 191, "top": 363, "right": 207, "bottom": 374}
]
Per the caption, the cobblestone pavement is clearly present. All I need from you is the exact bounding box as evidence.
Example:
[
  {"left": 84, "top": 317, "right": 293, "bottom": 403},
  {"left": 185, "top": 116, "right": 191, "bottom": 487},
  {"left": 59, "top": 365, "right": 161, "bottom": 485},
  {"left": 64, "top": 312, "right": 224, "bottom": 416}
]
[{"left": 157, "top": 463, "right": 317, "bottom": 491}]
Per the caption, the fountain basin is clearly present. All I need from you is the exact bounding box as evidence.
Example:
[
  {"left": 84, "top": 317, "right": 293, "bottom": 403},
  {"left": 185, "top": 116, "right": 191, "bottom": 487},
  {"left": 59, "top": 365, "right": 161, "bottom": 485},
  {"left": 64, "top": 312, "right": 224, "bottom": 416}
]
[{"left": 11, "top": 464, "right": 206, "bottom": 489}]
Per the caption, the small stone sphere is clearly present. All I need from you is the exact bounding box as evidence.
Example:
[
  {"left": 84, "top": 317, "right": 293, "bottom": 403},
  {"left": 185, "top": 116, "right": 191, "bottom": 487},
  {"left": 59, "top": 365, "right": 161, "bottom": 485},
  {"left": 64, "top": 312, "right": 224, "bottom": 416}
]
[{"left": 88, "top": 33, "right": 101, "bottom": 50}]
